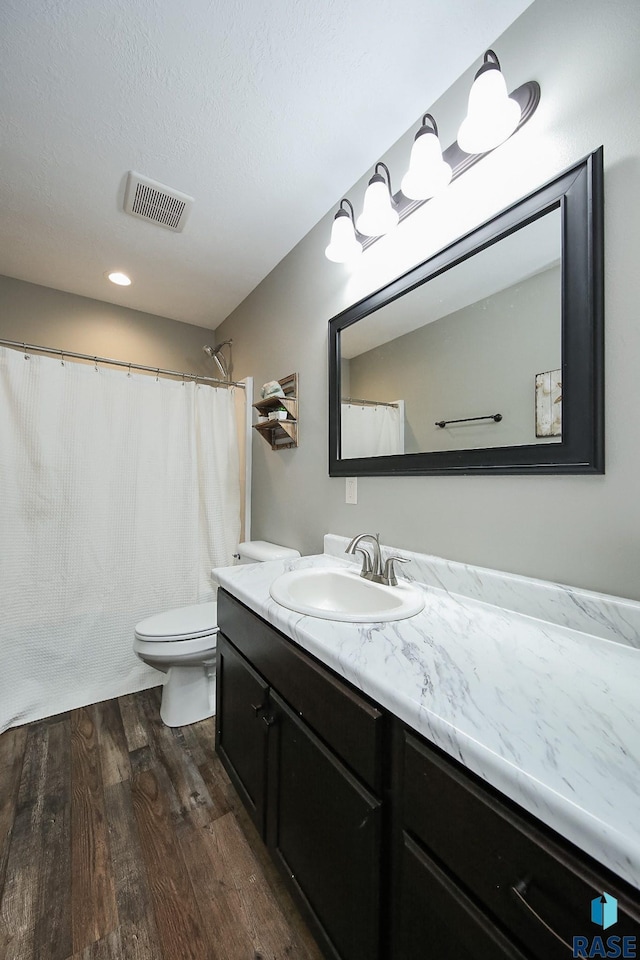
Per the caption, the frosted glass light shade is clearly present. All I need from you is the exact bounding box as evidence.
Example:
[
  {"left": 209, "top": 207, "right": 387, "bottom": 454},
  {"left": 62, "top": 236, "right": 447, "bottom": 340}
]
[
  {"left": 401, "top": 129, "right": 452, "bottom": 200},
  {"left": 325, "top": 210, "right": 362, "bottom": 263},
  {"left": 457, "top": 65, "right": 521, "bottom": 154},
  {"left": 356, "top": 176, "right": 399, "bottom": 237}
]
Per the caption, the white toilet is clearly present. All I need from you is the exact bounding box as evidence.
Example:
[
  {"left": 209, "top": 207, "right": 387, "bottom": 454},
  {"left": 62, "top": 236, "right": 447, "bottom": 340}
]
[{"left": 133, "top": 541, "right": 300, "bottom": 727}]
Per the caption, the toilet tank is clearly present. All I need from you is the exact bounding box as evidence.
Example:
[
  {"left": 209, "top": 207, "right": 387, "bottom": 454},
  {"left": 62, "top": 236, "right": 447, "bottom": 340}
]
[{"left": 237, "top": 540, "right": 300, "bottom": 564}]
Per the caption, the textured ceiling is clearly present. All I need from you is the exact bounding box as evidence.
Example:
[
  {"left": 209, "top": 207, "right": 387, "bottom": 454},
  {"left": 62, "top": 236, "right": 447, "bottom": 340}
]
[{"left": 0, "top": 0, "right": 531, "bottom": 329}]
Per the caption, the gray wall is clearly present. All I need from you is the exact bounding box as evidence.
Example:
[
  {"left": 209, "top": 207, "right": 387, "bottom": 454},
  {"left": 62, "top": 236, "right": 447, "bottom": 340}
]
[
  {"left": 215, "top": 0, "right": 640, "bottom": 601},
  {"left": 347, "top": 266, "right": 561, "bottom": 453},
  {"left": 0, "top": 274, "right": 219, "bottom": 376}
]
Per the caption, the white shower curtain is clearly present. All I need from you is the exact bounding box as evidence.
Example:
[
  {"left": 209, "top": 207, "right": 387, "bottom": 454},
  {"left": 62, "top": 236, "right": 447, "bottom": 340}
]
[
  {"left": 0, "top": 346, "right": 241, "bottom": 732},
  {"left": 341, "top": 402, "right": 404, "bottom": 458}
]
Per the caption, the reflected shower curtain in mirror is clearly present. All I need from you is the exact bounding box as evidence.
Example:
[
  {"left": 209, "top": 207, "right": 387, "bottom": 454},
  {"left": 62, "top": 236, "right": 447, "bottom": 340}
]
[
  {"left": 341, "top": 401, "right": 404, "bottom": 458},
  {"left": 0, "top": 346, "right": 241, "bottom": 732}
]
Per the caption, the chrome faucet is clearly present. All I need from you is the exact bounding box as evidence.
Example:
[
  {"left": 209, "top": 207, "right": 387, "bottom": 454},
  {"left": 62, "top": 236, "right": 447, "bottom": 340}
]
[
  {"left": 345, "top": 533, "right": 409, "bottom": 586},
  {"left": 345, "top": 533, "right": 382, "bottom": 580}
]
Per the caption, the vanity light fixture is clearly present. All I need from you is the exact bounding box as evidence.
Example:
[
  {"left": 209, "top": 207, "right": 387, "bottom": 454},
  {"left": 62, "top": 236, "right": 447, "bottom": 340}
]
[
  {"left": 457, "top": 50, "right": 521, "bottom": 154},
  {"left": 325, "top": 49, "right": 540, "bottom": 263},
  {"left": 400, "top": 114, "right": 452, "bottom": 200},
  {"left": 325, "top": 199, "right": 362, "bottom": 263},
  {"left": 356, "top": 163, "right": 399, "bottom": 237},
  {"left": 106, "top": 271, "right": 132, "bottom": 286}
]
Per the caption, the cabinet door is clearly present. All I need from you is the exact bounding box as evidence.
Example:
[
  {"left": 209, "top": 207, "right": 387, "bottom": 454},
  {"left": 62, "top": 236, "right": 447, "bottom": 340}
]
[
  {"left": 216, "top": 634, "right": 270, "bottom": 836},
  {"left": 267, "top": 691, "right": 382, "bottom": 960},
  {"left": 392, "top": 834, "right": 528, "bottom": 960}
]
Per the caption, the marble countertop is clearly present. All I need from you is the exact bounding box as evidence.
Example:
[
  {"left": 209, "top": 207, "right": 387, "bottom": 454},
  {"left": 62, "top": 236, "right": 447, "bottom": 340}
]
[{"left": 213, "top": 535, "right": 640, "bottom": 891}]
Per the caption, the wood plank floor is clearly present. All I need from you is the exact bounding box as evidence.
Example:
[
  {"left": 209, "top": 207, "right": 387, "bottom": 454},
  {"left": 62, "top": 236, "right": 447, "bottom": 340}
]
[{"left": 0, "top": 688, "right": 324, "bottom": 960}]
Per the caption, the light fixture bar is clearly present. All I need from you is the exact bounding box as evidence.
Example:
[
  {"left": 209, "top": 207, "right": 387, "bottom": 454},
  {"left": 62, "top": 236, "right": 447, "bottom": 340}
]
[{"left": 358, "top": 79, "right": 540, "bottom": 251}]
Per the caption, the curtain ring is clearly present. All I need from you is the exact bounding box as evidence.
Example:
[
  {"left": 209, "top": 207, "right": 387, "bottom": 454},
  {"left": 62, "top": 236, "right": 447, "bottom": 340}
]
[
  {"left": 94, "top": 356, "right": 98, "bottom": 372},
  {"left": 23, "top": 343, "right": 29, "bottom": 359},
  {"left": 156, "top": 368, "right": 160, "bottom": 382},
  {"left": 60, "top": 352, "right": 64, "bottom": 366},
  {"left": 181, "top": 371, "right": 186, "bottom": 386},
  {"left": 127, "top": 363, "right": 131, "bottom": 378}
]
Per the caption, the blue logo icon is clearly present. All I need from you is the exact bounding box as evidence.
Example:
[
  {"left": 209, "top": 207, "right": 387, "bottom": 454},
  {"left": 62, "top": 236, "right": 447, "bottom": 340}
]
[
  {"left": 573, "top": 892, "right": 636, "bottom": 957},
  {"left": 591, "top": 893, "right": 618, "bottom": 930}
]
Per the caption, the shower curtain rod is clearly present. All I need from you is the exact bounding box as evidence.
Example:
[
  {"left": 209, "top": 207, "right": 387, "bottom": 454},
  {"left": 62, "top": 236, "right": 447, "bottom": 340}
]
[
  {"left": 342, "top": 396, "right": 399, "bottom": 408},
  {"left": 0, "top": 338, "right": 246, "bottom": 388}
]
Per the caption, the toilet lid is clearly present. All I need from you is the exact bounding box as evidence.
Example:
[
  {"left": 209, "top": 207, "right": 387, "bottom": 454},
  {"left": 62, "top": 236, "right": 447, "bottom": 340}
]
[{"left": 135, "top": 601, "right": 218, "bottom": 641}]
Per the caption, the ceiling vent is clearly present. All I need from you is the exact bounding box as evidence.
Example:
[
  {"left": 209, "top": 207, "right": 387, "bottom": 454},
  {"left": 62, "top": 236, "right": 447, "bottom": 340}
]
[{"left": 124, "top": 172, "right": 194, "bottom": 232}]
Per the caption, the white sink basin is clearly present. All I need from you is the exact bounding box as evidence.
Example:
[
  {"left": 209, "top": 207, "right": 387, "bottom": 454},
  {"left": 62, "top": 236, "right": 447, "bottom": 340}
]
[{"left": 269, "top": 567, "right": 425, "bottom": 622}]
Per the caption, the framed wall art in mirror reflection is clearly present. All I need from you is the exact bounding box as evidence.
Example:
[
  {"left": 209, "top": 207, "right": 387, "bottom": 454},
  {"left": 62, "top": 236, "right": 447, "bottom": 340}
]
[{"left": 535, "top": 369, "right": 562, "bottom": 438}]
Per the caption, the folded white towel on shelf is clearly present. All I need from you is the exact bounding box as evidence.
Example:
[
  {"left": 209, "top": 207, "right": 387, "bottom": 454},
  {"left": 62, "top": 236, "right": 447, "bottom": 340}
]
[{"left": 261, "top": 380, "right": 285, "bottom": 399}]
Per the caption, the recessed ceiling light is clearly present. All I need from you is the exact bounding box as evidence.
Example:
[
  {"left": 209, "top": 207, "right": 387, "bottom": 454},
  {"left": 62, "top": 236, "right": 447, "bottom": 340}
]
[{"left": 106, "top": 271, "right": 132, "bottom": 286}]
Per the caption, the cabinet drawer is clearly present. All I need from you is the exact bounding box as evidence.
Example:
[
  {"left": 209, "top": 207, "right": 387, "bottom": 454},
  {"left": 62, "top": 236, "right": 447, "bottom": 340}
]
[
  {"left": 218, "top": 590, "right": 384, "bottom": 792},
  {"left": 401, "top": 729, "right": 640, "bottom": 960},
  {"left": 393, "top": 833, "right": 527, "bottom": 960}
]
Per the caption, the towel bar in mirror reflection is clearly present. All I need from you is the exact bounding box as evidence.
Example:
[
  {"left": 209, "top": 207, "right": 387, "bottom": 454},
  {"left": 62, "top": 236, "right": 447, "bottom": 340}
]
[{"left": 328, "top": 148, "right": 603, "bottom": 477}]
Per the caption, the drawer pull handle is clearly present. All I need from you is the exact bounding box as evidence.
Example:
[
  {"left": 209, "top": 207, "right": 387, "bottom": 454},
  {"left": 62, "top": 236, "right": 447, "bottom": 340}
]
[
  {"left": 262, "top": 714, "right": 276, "bottom": 727},
  {"left": 510, "top": 880, "right": 573, "bottom": 952},
  {"left": 250, "top": 702, "right": 265, "bottom": 716}
]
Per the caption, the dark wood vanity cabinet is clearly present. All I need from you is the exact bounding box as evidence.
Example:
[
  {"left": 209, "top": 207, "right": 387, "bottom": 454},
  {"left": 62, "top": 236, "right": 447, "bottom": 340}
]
[
  {"left": 216, "top": 590, "right": 385, "bottom": 960},
  {"left": 392, "top": 725, "right": 640, "bottom": 960},
  {"left": 216, "top": 589, "right": 640, "bottom": 960}
]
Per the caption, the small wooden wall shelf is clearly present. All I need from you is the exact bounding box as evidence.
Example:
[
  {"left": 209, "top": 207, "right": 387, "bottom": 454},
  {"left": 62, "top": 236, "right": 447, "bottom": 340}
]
[{"left": 253, "top": 373, "right": 298, "bottom": 450}]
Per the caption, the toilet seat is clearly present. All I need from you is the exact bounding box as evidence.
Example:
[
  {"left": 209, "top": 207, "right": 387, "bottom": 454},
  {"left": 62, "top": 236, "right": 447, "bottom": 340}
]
[
  {"left": 134, "top": 601, "right": 218, "bottom": 642},
  {"left": 133, "top": 633, "right": 218, "bottom": 662}
]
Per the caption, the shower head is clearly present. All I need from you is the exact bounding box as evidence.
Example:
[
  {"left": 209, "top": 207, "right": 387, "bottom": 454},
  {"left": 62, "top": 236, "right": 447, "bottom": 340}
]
[
  {"left": 202, "top": 340, "right": 233, "bottom": 381},
  {"left": 202, "top": 340, "right": 232, "bottom": 357}
]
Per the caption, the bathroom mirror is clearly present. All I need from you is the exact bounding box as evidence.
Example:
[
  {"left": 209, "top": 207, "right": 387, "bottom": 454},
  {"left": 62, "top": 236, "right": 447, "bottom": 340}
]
[{"left": 329, "top": 149, "right": 603, "bottom": 476}]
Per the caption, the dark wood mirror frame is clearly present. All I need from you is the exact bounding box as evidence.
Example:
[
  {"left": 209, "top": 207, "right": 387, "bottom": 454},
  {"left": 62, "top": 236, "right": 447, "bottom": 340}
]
[{"left": 329, "top": 148, "right": 604, "bottom": 477}]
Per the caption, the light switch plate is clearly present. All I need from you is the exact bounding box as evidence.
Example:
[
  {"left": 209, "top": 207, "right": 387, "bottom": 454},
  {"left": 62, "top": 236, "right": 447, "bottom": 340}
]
[{"left": 345, "top": 477, "right": 357, "bottom": 504}]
